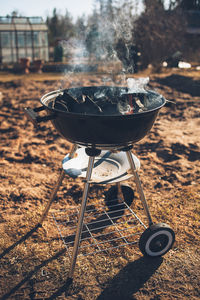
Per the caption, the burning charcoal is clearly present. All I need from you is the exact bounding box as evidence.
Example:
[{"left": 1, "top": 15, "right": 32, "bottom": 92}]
[
  {"left": 68, "top": 95, "right": 102, "bottom": 115},
  {"left": 117, "top": 100, "right": 131, "bottom": 115},
  {"left": 135, "top": 97, "right": 144, "bottom": 109},
  {"left": 54, "top": 99, "right": 69, "bottom": 111},
  {"left": 133, "top": 95, "right": 147, "bottom": 113},
  {"left": 116, "top": 94, "right": 136, "bottom": 114},
  {"left": 143, "top": 92, "right": 163, "bottom": 111},
  {"left": 54, "top": 91, "right": 79, "bottom": 112},
  {"left": 54, "top": 90, "right": 104, "bottom": 115},
  {"left": 52, "top": 86, "right": 163, "bottom": 116},
  {"left": 91, "top": 92, "right": 119, "bottom": 115},
  {"left": 123, "top": 93, "right": 147, "bottom": 113},
  {"left": 94, "top": 90, "right": 108, "bottom": 101},
  {"left": 81, "top": 94, "right": 86, "bottom": 103},
  {"left": 81, "top": 94, "right": 102, "bottom": 113},
  {"left": 97, "top": 102, "right": 119, "bottom": 115}
]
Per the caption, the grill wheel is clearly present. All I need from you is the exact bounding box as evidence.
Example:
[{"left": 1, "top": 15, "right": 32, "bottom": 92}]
[{"left": 139, "top": 223, "right": 175, "bottom": 257}]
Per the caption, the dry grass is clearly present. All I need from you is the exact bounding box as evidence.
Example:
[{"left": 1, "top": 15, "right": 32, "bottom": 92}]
[
  {"left": 0, "top": 186, "right": 199, "bottom": 300},
  {"left": 0, "top": 68, "right": 200, "bottom": 299}
]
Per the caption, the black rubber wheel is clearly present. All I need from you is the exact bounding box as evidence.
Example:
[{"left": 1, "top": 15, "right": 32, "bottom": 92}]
[
  {"left": 104, "top": 184, "right": 134, "bottom": 210},
  {"left": 139, "top": 223, "right": 175, "bottom": 257}
]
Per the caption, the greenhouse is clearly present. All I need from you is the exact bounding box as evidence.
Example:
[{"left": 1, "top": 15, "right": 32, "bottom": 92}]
[{"left": 0, "top": 16, "right": 49, "bottom": 64}]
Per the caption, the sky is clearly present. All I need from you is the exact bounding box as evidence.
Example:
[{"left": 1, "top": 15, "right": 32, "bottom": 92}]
[
  {"left": 0, "top": 0, "right": 172, "bottom": 21},
  {"left": 0, "top": 0, "right": 95, "bottom": 20}
]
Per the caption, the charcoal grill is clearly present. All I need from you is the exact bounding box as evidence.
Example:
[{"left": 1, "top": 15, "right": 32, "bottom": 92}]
[
  {"left": 25, "top": 86, "right": 166, "bottom": 149},
  {"left": 25, "top": 86, "right": 175, "bottom": 281}
]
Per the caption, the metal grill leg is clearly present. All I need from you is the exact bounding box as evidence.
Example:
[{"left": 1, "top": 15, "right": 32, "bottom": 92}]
[
  {"left": 39, "top": 144, "right": 77, "bottom": 224},
  {"left": 68, "top": 155, "right": 95, "bottom": 279},
  {"left": 126, "top": 150, "right": 153, "bottom": 226}
]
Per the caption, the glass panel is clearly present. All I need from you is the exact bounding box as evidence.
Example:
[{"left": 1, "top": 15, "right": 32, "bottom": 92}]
[
  {"left": 40, "top": 49, "right": 45, "bottom": 60},
  {"left": 13, "top": 17, "right": 28, "bottom": 24},
  {"left": 40, "top": 32, "right": 48, "bottom": 46},
  {"left": 17, "top": 32, "right": 25, "bottom": 47},
  {"left": 38, "top": 32, "right": 42, "bottom": 46},
  {"left": 44, "top": 32, "right": 48, "bottom": 46},
  {"left": 26, "top": 31, "right": 32, "bottom": 47},
  {"left": 42, "top": 48, "right": 48, "bottom": 61},
  {"left": 1, "top": 32, "right": 12, "bottom": 47},
  {"left": 0, "top": 17, "right": 12, "bottom": 24},
  {"left": 34, "top": 48, "right": 40, "bottom": 59},
  {"left": 33, "top": 32, "right": 39, "bottom": 46},
  {"left": 2, "top": 49, "right": 12, "bottom": 62},
  {"left": 12, "top": 49, "right": 17, "bottom": 62},
  {"left": 29, "top": 17, "right": 43, "bottom": 24},
  {"left": 0, "top": 16, "right": 43, "bottom": 25},
  {"left": 26, "top": 48, "right": 33, "bottom": 59},
  {"left": 43, "top": 47, "right": 49, "bottom": 61},
  {"left": 18, "top": 48, "right": 26, "bottom": 58},
  {"left": 11, "top": 32, "right": 16, "bottom": 47}
]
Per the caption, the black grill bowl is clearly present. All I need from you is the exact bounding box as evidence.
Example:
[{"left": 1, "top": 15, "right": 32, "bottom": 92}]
[{"left": 40, "top": 86, "right": 166, "bottom": 149}]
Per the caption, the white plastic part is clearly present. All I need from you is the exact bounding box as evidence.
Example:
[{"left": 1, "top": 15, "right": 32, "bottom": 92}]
[{"left": 62, "top": 148, "right": 140, "bottom": 184}]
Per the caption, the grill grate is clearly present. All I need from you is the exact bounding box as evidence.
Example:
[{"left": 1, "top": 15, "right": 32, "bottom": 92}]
[{"left": 51, "top": 198, "right": 147, "bottom": 258}]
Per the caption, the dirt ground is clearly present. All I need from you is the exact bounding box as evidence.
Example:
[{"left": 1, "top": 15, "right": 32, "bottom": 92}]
[{"left": 0, "top": 67, "right": 200, "bottom": 299}]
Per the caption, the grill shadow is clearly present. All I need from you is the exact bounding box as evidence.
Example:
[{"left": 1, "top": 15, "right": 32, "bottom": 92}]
[{"left": 96, "top": 256, "right": 163, "bottom": 300}]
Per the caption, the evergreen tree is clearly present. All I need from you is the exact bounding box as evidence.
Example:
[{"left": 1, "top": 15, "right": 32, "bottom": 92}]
[
  {"left": 46, "top": 8, "right": 75, "bottom": 46},
  {"left": 179, "top": 0, "right": 200, "bottom": 10}
]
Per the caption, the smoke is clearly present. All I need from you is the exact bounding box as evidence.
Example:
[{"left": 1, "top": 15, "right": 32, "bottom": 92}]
[
  {"left": 127, "top": 77, "right": 149, "bottom": 93},
  {"left": 52, "top": 2, "right": 165, "bottom": 116},
  {"left": 56, "top": 38, "right": 90, "bottom": 89},
  {"left": 57, "top": 1, "right": 141, "bottom": 89}
]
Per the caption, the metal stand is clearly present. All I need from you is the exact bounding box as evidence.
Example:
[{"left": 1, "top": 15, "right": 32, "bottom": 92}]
[
  {"left": 126, "top": 150, "right": 153, "bottom": 226},
  {"left": 39, "top": 169, "right": 65, "bottom": 225},
  {"left": 39, "top": 144, "right": 77, "bottom": 225},
  {"left": 68, "top": 148, "right": 100, "bottom": 279},
  {"left": 49, "top": 146, "right": 154, "bottom": 280},
  {"left": 68, "top": 156, "right": 95, "bottom": 278}
]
